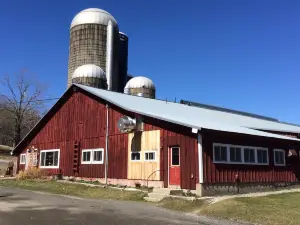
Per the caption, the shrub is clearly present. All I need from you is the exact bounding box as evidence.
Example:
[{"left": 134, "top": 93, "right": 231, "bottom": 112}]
[{"left": 17, "top": 167, "right": 46, "bottom": 180}]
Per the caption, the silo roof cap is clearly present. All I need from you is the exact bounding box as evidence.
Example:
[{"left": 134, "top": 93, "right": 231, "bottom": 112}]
[
  {"left": 72, "top": 64, "right": 106, "bottom": 79},
  {"left": 125, "top": 76, "right": 155, "bottom": 89},
  {"left": 71, "top": 8, "right": 117, "bottom": 29}
]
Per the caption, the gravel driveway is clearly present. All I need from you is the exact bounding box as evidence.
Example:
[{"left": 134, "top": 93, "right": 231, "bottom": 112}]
[{"left": 0, "top": 186, "right": 251, "bottom": 225}]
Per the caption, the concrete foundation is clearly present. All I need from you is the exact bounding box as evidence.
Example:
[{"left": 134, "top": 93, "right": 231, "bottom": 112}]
[
  {"left": 63, "top": 176, "right": 164, "bottom": 188},
  {"left": 196, "top": 182, "right": 300, "bottom": 196}
]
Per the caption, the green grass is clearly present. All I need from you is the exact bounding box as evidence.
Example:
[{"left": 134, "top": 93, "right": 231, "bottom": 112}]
[
  {"left": 158, "top": 198, "right": 206, "bottom": 213},
  {"left": 158, "top": 193, "right": 300, "bottom": 225},
  {"left": 200, "top": 193, "right": 300, "bottom": 225},
  {"left": 0, "top": 179, "right": 147, "bottom": 201}
]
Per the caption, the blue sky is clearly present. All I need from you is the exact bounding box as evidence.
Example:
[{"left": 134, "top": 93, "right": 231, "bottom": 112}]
[{"left": 0, "top": 0, "right": 299, "bottom": 123}]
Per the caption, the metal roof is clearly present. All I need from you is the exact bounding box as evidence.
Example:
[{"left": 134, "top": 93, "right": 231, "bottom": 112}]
[
  {"left": 180, "top": 100, "right": 278, "bottom": 122},
  {"left": 76, "top": 84, "right": 300, "bottom": 141},
  {"left": 71, "top": 8, "right": 117, "bottom": 29}
]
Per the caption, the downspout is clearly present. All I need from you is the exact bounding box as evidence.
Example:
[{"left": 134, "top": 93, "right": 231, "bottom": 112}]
[
  {"left": 197, "top": 132, "right": 203, "bottom": 184},
  {"left": 105, "top": 104, "right": 109, "bottom": 186}
]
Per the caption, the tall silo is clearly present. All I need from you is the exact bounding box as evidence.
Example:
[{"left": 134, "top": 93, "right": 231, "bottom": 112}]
[
  {"left": 68, "top": 8, "right": 119, "bottom": 91},
  {"left": 72, "top": 64, "right": 107, "bottom": 89},
  {"left": 124, "top": 76, "right": 156, "bottom": 99},
  {"left": 118, "top": 32, "right": 129, "bottom": 92}
]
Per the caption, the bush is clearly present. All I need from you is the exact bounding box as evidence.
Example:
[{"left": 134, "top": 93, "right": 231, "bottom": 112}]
[{"left": 17, "top": 167, "right": 46, "bottom": 180}]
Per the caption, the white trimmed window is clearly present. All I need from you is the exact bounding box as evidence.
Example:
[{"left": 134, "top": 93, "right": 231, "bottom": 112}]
[
  {"left": 81, "top": 149, "right": 104, "bottom": 164},
  {"left": 131, "top": 152, "right": 141, "bottom": 161},
  {"left": 257, "top": 148, "right": 268, "bottom": 164},
  {"left": 274, "top": 149, "right": 286, "bottom": 166},
  {"left": 40, "top": 149, "right": 60, "bottom": 168},
  {"left": 229, "top": 147, "right": 242, "bottom": 163},
  {"left": 213, "top": 144, "right": 227, "bottom": 162},
  {"left": 244, "top": 148, "right": 255, "bottom": 163},
  {"left": 145, "top": 151, "right": 156, "bottom": 161},
  {"left": 20, "top": 154, "right": 26, "bottom": 165},
  {"left": 213, "top": 143, "right": 269, "bottom": 165},
  {"left": 92, "top": 149, "right": 104, "bottom": 164}
]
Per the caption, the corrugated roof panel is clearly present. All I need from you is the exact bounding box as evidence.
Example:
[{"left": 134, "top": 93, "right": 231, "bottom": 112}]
[{"left": 76, "top": 84, "right": 300, "bottom": 141}]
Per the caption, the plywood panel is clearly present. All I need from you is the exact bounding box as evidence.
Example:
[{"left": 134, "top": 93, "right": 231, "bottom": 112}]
[{"left": 127, "top": 130, "right": 160, "bottom": 180}]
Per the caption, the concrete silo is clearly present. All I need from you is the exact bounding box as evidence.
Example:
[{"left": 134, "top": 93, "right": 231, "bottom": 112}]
[
  {"left": 118, "top": 32, "right": 129, "bottom": 92},
  {"left": 68, "top": 8, "right": 119, "bottom": 91},
  {"left": 72, "top": 64, "right": 107, "bottom": 89},
  {"left": 124, "top": 76, "right": 156, "bottom": 99}
]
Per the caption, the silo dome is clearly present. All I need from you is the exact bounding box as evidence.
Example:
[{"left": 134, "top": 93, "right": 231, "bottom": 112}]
[
  {"left": 71, "top": 8, "right": 117, "bottom": 29},
  {"left": 124, "top": 76, "right": 156, "bottom": 99},
  {"left": 72, "top": 64, "right": 107, "bottom": 89}
]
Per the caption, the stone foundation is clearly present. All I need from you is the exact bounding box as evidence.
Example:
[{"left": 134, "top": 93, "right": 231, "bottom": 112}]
[{"left": 196, "top": 182, "right": 300, "bottom": 197}]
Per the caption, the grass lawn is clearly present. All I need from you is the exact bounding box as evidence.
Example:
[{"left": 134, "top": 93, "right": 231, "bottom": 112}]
[
  {"left": 158, "top": 193, "right": 300, "bottom": 225},
  {"left": 200, "top": 193, "right": 300, "bottom": 225},
  {"left": 0, "top": 179, "right": 147, "bottom": 201},
  {"left": 158, "top": 198, "right": 206, "bottom": 213}
]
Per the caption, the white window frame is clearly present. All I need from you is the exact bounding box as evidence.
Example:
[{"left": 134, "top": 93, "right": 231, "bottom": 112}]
[
  {"left": 20, "top": 154, "right": 26, "bottom": 165},
  {"left": 274, "top": 149, "right": 286, "bottom": 166},
  {"left": 144, "top": 151, "right": 156, "bottom": 162},
  {"left": 131, "top": 152, "right": 141, "bottom": 161},
  {"left": 92, "top": 148, "right": 104, "bottom": 164},
  {"left": 81, "top": 149, "right": 92, "bottom": 164},
  {"left": 213, "top": 143, "right": 228, "bottom": 163},
  {"left": 256, "top": 148, "right": 269, "bottom": 165},
  {"left": 213, "top": 143, "right": 269, "bottom": 165},
  {"left": 39, "top": 149, "right": 60, "bottom": 169},
  {"left": 81, "top": 149, "right": 104, "bottom": 164}
]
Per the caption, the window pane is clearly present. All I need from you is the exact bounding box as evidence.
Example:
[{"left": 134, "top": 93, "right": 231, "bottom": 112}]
[
  {"left": 54, "top": 151, "right": 59, "bottom": 166},
  {"left": 172, "top": 147, "right": 180, "bottom": 165},
  {"left": 41, "top": 152, "right": 45, "bottom": 166},
  {"left": 244, "top": 148, "right": 255, "bottom": 163},
  {"left": 83, "top": 152, "right": 91, "bottom": 162},
  {"left": 45, "top": 152, "right": 54, "bottom": 166},
  {"left": 93, "top": 151, "right": 102, "bottom": 162},
  {"left": 214, "top": 146, "right": 227, "bottom": 162},
  {"left": 131, "top": 152, "right": 140, "bottom": 160},
  {"left": 145, "top": 152, "right": 155, "bottom": 161},
  {"left": 221, "top": 146, "right": 227, "bottom": 161},
  {"left": 257, "top": 149, "right": 267, "bottom": 163},
  {"left": 149, "top": 152, "right": 155, "bottom": 160},
  {"left": 230, "top": 147, "right": 242, "bottom": 162},
  {"left": 275, "top": 151, "right": 284, "bottom": 165}
]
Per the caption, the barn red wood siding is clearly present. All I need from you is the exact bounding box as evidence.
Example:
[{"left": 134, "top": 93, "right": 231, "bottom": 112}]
[
  {"left": 17, "top": 88, "right": 199, "bottom": 190},
  {"left": 18, "top": 90, "right": 128, "bottom": 179},
  {"left": 202, "top": 130, "right": 300, "bottom": 184},
  {"left": 142, "top": 117, "right": 198, "bottom": 190}
]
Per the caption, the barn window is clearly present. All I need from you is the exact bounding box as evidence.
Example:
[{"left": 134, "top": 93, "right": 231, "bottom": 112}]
[
  {"left": 82, "top": 150, "right": 92, "bottom": 164},
  {"left": 213, "top": 143, "right": 269, "bottom": 165},
  {"left": 93, "top": 149, "right": 104, "bottom": 164},
  {"left": 229, "top": 147, "right": 242, "bottom": 162},
  {"left": 40, "top": 149, "right": 60, "bottom": 168},
  {"left": 274, "top": 149, "right": 286, "bottom": 166},
  {"left": 244, "top": 148, "right": 255, "bottom": 163},
  {"left": 20, "top": 154, "right": 26, "bottom": 165},
  {"left": 145, "top": 151, "right": 156, "bottom": 161},
  {"left": 131, "top": 152, "right": 141, "bottom": 161},
  {"left": 171, "top": 147, "right": 180, "bottom": 165},
  {"left": 257, "top": 149, "right": 268, "bottom": 164},
  {"left": 213, "top": 144, "right": 227, "bottom": 162}
]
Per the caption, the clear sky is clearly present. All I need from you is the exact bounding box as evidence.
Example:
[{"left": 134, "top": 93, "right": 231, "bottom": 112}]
[{"left": 0, "top": 0, "right": 299, "bottom": 124}]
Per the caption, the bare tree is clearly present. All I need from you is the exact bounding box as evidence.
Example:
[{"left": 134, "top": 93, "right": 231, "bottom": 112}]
[{"left": 0, "top": 69, "right": 47, "bottom": 146}]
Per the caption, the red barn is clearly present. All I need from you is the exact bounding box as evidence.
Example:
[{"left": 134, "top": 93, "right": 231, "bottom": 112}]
[{"left": 12, "top": 84, "right": 300, "bottom": 196}]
